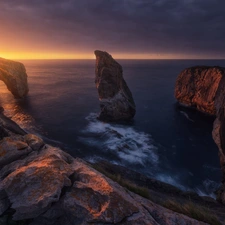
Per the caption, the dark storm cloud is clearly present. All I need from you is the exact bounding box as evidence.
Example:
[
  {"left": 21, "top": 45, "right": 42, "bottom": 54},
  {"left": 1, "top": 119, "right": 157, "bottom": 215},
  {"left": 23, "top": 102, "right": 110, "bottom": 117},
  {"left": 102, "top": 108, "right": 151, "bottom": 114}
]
[{"left": 1, "top": 0, "right": 225, "bottom": 57}]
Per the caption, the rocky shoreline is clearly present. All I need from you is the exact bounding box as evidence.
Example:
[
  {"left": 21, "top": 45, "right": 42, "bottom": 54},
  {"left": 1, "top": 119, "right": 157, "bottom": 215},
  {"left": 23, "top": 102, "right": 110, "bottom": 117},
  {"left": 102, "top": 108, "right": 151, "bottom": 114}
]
[
  {"left": 0, "top": 109, "right": 216, "bottom": 225},
  {"left": 0, "top": 57, "right": 225, "bottom": 224}
]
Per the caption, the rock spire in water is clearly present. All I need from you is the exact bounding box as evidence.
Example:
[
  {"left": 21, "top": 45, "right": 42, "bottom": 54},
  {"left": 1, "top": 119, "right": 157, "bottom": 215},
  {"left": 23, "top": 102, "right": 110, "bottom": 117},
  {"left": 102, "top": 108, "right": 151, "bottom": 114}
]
[{"left": 94, "top": 50, "right": 136, "bottom": 121}]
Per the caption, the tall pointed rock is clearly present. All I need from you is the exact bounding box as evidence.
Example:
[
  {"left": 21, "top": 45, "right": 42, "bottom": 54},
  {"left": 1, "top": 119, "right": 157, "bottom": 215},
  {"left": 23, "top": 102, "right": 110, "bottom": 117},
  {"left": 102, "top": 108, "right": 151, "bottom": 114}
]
[{"left": 94, "top": 50, "right": 136, "bottom": 121}]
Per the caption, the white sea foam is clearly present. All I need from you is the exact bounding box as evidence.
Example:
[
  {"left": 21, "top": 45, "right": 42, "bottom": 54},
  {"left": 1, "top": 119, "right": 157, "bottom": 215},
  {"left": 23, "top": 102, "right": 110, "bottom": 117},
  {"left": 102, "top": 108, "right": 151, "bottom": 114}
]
[
  {"left": 156, "top": 174, "right": 187, "bottom": 191},
  {"left": 180, "top": 111, "right": 195, "bottom": 122},
  {"left": 80, "top": 113, "right": 158, "bottom": 165},
  {"left": 195, "top": 179, "right": 220, "bottom": 198}
]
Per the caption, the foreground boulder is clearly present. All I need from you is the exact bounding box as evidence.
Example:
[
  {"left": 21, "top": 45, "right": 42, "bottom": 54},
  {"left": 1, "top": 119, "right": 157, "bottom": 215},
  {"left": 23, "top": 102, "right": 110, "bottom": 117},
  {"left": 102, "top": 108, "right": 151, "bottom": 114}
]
[
  {"left": 94, "top": 50, "right": 136, "bottom": 121},
  {"left": 0, "top": 57, "right": 29, "bottom": 98},
  {"left": 175, "top": 66, "right": 225, "bottom": 115},
  {"left": 0, "top": 143, "right": 209, "bottom": 225}
]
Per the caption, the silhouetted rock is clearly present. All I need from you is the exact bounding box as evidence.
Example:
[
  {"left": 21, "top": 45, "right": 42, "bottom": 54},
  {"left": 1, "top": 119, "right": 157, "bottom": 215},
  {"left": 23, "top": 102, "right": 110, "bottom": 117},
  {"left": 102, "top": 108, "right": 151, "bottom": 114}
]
[
  {"left": 94, "top": 50, "right": 136, "bottom": 121},
  {"left": 175, "top": 66, "right": 225, "bottom": 115},
  {"left": 0, "top": 57, "right": 29, "bottom": 98}
]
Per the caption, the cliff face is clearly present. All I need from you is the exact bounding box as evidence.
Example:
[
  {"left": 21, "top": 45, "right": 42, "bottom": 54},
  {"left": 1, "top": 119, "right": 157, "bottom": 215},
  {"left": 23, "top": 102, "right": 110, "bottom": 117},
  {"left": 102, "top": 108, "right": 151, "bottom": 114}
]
[
  {"left": 175, "top": 66, "right": 225, "bottom": 203},
  {"left": 175, "top": 66, "right": 225, "bottom": 115},
  {"left": 212, "top": 73, "right": 225, "bottom": 203},
  {"left": 94, "top": 50, "right": 136, "bottom": 121},
  {"left": 0, "top": 113, "right": 210, "bottom": 225},
  {"left": 0, "top": 58, "right": 29, "bottom": 98}
]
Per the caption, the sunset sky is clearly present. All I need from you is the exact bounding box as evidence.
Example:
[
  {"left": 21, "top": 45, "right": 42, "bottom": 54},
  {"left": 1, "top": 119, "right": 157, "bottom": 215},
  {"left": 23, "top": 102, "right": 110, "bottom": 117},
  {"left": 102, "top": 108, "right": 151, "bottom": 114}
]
[{"left": 1, "top": 0, "right": 225, "bottom": 59}]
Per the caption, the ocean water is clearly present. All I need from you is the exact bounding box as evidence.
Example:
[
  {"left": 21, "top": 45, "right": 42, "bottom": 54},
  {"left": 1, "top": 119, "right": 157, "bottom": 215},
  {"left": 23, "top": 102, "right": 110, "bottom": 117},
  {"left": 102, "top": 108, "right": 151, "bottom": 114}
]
[{"left": 0, "top": 59, "right": 223, "bottom": 196}]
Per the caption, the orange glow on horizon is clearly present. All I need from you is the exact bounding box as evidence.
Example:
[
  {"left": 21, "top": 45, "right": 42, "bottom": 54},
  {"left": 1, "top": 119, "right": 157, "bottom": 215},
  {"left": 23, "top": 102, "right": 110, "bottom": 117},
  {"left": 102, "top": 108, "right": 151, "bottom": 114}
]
[{"left": 1, "top": 52, "right": 223, "bottom": 60}]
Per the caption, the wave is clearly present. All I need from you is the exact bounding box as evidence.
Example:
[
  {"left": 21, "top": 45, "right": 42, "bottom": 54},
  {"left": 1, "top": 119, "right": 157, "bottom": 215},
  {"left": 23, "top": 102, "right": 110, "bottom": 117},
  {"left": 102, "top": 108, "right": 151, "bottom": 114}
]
[
  {"left": 180, "top": 111, "right": 195, "bottom": 122},
  {"left": 195, "top": 179, "right": 220, "bottom": 198},
  {"left": 156, "top": 174, "right": 187, "bottom": 191},
  {"left": 79, "top": 113, "right": 158, "bottom": 166}
]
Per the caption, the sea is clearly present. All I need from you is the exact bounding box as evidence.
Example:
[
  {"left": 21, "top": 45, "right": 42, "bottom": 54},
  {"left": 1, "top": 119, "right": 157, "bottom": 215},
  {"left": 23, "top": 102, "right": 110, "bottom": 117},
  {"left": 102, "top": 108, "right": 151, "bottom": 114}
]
[{"left": 0, "top": 59, "right": 223, "bottom": 197}]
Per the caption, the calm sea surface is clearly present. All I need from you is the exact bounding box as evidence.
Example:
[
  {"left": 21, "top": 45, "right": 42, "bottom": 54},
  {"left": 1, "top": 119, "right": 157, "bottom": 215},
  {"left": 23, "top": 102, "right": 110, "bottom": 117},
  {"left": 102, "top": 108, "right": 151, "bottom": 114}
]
[{"left": 0, "top": 59, "right": 224, "bottom": 196}]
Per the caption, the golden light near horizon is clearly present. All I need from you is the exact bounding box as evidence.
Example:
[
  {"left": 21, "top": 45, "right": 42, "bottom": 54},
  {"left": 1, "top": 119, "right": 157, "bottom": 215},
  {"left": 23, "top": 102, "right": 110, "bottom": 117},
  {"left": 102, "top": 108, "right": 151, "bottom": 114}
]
[
  {"left": 0, "top": 52, "right": 96, "bottom": 60},
  {"left": 0, "top": 52, "right": 218, "bottom": 60}
]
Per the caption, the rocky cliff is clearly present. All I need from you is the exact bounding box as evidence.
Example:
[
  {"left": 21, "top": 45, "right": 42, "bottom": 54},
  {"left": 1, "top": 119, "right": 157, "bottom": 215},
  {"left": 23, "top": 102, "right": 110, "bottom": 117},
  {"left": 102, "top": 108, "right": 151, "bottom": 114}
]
[
  {"left": 212, "top": 72, "right": 225, "bottom": 204},
  {"left": 0, "top": 58, "right": 29, "bottom": 98},
  {"left": 0, "top": 111, "right": 213, "bottom": 225},
  {"left": 175, "top": 66, "right": 225, "bottom": 115},
  {"left": 94, "top": 50, "right": 136, "bottom": 121},
  {"left": 175, "top": 66, "right": 225, "bottom": 205}
]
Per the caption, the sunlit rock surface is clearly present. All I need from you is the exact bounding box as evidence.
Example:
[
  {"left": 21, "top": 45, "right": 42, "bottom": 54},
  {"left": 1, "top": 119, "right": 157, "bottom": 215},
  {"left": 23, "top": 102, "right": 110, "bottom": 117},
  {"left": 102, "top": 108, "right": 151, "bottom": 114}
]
[
  {"left": 94, "top": 50, "right": 136, "bottom": 121},
  {"left": 175, "top": 66, "right": 225, "bottom": 115},
  {"left": 0, "top": 57, "right": 29, "bottom": 98},
  {"left": 0, "top": 145, "right": 208, "bottom": 225},
  {"left": 0, "top": 113, "right": 210, "bottom": 224}
]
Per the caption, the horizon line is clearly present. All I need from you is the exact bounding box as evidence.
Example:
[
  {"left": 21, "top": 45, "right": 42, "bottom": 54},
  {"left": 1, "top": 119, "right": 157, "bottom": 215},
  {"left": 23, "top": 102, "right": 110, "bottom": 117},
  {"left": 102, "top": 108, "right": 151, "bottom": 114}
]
[{"left": 6, "top": 58, "right": 225, "bottom": 61}]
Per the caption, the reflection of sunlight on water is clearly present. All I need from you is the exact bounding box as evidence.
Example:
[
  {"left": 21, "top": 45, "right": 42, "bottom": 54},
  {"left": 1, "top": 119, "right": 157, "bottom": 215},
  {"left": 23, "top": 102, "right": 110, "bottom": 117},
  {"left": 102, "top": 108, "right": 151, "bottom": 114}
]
[{"left": 0, "top": 81, "right": 34, "bottom": 131}]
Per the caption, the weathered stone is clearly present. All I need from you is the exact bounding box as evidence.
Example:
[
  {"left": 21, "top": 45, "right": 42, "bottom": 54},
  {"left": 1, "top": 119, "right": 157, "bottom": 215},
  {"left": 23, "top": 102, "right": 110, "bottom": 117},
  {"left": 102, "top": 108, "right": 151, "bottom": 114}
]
[
  {"left": 175, "top": 66, "right": 225, "bottom": 205},
  {"left": 0, "top": 113, "right": 26, "bottom": 136},
  {"left": 24, "top": 134, "right": 44, "bottom": 151},
  {"left": 0, "top": 137, "right": 32, "bottom": 168},
  {"left": 0, "top": 58, "right": 29, "bottom": 98},
  {"left": 175, "top": 66, "right": 225, "bottom": 115},
  {"left": 212, "top": 107, "right": 225, "bottom": 203},
  {"left": 94, "top": 50, "right": 136, "bottom": 121},
  {"left": 0, "top": 146, "right": 74, "bottom": 220},
  {"left": 29, "top": 158, "right": 208, "bottom": 225},
  {"left": 15, "top": 141, "right": 28, "bottom": 150},
  {"left": 0, "top": 190, "right": 10, "bottom": 215}
]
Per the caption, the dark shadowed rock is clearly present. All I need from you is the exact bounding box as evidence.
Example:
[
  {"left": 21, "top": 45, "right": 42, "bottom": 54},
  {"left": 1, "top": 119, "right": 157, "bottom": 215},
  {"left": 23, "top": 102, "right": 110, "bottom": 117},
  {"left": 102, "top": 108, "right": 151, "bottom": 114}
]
[
  {"left": 0, "top": 57, "right": 29, "bottom": 98},
  {"left": 175, "top": 66, "right": 225, "bottom": 115},
  {"left": 94, "top": 50, "right": 136, "bottom": 121}
]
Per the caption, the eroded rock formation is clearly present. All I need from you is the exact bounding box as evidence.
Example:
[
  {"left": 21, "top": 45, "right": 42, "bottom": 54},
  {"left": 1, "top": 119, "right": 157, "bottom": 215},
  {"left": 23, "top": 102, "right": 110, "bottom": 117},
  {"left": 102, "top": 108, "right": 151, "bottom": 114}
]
[
  {"left": 0, "top": 57, "right": 29, "bottom": 98},
  {"left": 175, "top": 66, "right": 225, "bottom": 204},
  {"left": 94, "top": 50, "right": 136, "bottom": 121},
  {"left": 175, "top": 66, "right": 225, "bottom": 115},
  {"left": 0, "top": 110, "right": 212, "bottom": 225}
]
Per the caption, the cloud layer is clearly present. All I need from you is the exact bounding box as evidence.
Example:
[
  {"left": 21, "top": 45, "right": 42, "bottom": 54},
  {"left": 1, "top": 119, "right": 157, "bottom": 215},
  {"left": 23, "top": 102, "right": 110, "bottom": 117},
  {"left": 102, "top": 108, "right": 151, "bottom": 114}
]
[{"left": 1, "top": 0, "right": 225, "bottom": 58}]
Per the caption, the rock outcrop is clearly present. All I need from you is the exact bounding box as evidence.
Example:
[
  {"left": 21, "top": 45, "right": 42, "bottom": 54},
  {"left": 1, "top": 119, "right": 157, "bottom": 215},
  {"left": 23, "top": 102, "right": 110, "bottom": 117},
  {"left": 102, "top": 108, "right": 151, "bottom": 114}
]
[
  {"left": 94, "top": 50, "right": 136, "bottom": 121},
  {"left": 175, "top": 66, "right": 225, "bottom": 115},
  {"left": 0, "top": 111, "right": 212, "bottom": 225},
  {"left": 0, "top": 57, "right": 29, "bottom": 98},
  {"left": 175, "top": 66, "right": 225, "bottom": 204}
]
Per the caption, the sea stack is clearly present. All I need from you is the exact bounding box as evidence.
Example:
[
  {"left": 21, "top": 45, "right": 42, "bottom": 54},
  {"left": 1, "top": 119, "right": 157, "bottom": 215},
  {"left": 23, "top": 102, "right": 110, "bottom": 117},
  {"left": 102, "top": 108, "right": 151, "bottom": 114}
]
[
  {"left": 175, "top": 66, "right": 225, "bottom": 115},
  {"left": 94, "top": 50, "right": 136, "bottom": 121},
  {"left": 0, "top": 57, "right": 29, "bottom": 98}
]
